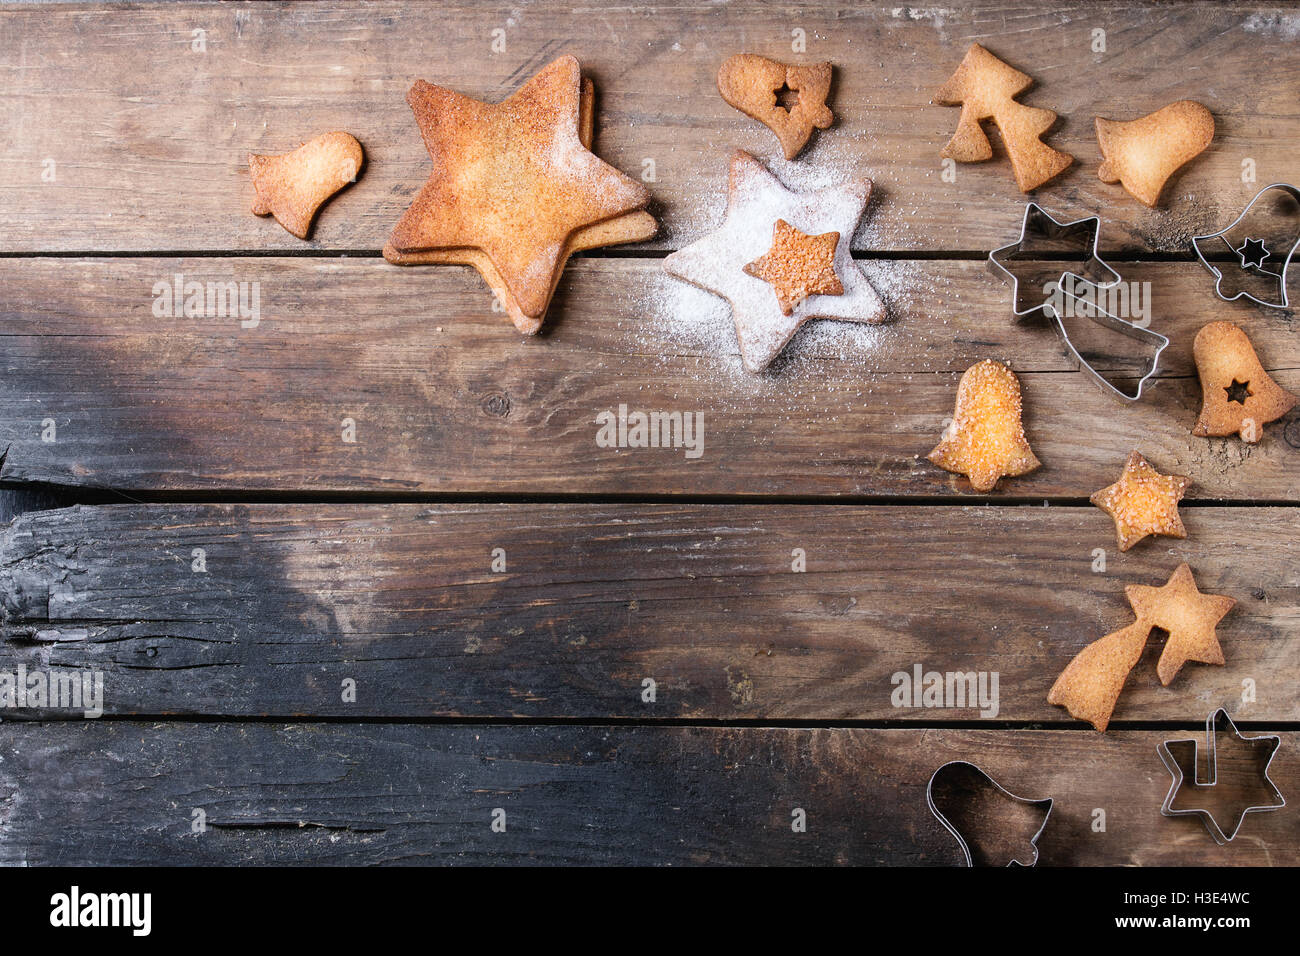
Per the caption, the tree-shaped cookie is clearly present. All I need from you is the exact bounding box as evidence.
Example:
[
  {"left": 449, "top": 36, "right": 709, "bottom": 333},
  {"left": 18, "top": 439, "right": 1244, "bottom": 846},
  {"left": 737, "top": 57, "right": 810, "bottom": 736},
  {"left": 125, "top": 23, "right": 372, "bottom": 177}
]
[
  {"left": 934, "top": 44, "right": 1072, "bottom": 193},
  {"left": 1191, "top": 321, "right": 1297, "bottom": 442},
  {"left": 928, "top": 360, "right": 1040, "bottom": 492}
]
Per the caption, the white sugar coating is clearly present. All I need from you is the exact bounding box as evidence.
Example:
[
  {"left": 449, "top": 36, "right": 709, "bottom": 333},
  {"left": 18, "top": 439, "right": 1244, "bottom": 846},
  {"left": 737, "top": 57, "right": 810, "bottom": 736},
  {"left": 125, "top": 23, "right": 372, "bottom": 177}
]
[
  {"left": 622, "top": 257, "right": 932, "bottom": 417},
  {"left": 663, "top": 152, "right": 888, "bottom": 371}
]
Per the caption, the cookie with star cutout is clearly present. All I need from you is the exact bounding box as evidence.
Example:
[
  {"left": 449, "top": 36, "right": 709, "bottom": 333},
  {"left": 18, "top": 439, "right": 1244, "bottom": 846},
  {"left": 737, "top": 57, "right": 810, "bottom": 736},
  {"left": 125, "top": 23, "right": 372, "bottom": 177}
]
[
  {"left": 717, "top": 54, "right": 834, "bottom": 160},
  {"left": 928, "top": 360, "right": 1040, "bottom": 492},
  {"left": 662, "top": 150, "right": 887, "bottom": 372},
  {"left": 1191, "top": 321, "right": 1297, "bottom": 443},
  {"left": 1090, "top": 451, "right": 1189, "bottom": 552},
  {"left": 384, "top": 56, "right": 653, "bottom": 333}
]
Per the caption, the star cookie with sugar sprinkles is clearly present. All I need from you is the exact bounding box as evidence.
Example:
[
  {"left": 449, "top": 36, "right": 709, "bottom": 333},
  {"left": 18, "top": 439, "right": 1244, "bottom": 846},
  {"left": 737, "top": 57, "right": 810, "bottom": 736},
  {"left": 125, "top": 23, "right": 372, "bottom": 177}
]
[
  {"left": 1126, "top": 563, "right": 1236, "bottom": 686},
  {"left": 1091, "top": 451, "right": 1189, "bottom": 552},
  {"left": 744, "top": 219, "right": 844, "bottom": 314},
  {"left": 663, "top": 150, "right": 887, "bottom": 372},
  {"left": 384, "top": 55, "right": 654, "bottom": 334}
]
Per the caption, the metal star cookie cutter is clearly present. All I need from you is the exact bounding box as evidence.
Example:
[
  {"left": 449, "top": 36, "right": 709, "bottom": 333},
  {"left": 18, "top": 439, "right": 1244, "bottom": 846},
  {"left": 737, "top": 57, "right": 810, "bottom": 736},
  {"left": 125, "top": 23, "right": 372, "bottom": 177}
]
[
  {"left": 989, "top": 203, "right": 1169, "bottom": 403},
  {"left": 1192, "top": 183, "right": 1300, "bottom": 309},
  {"left": 927, "top": 760, "right": 1054, "bottom": 867},
  {"left": 1157, "top": 708, "right": 1286, "bottom": 845}
]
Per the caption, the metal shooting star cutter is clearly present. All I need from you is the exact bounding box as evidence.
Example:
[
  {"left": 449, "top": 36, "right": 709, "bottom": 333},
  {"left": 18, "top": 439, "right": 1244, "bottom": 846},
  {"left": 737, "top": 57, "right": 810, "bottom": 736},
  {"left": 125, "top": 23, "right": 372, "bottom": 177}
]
[
  {"left": 989, "top": 203, "right": 1169, "bottom": 403},
  {"left": 1157, "top": 708, "right": 1286, "bottom": 845},
  {"left": 927, "top": 760, "right": 1054, "bottom": 867},
  {"left": 1192, "top": 183, "right": 1300, "bottom": 309}
]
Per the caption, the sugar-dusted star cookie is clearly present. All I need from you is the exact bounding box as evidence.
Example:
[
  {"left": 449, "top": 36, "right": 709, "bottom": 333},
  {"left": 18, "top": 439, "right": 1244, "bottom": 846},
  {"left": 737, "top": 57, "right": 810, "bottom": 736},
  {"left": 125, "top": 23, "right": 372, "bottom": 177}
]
[
  {"left": 1126, "top": 563, "right": 1236, "bottom": 686},
  {"left": 249, "top": 131, "right": 363, "bottom": 239},
  {"left": 1048, "top": 620, "right": 1151, "bottom": 733},
  {"left": 663, "top": 150, "right": 887, "bottom": 372},
  {"left": 743, "top": 219, "right": 843, "bottom": 315},
  {"left": 928, "top": 360, "right": 1040, "bottom": 492},
  {"left": 384, "top": 56, "right": 653, "bottom": 333},
  {"left": 1191, "top": 321, "right": 1297, "bottom": 443},
  {"left": 1091, "top": 451, "right": 1189, "bottom": 552}
]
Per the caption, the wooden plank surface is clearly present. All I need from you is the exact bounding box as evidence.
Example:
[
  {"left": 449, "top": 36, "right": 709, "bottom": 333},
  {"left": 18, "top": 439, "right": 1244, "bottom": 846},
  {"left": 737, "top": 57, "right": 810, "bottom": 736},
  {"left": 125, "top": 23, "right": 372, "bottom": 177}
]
[
  {"left": 1, "top": 722, "right": 1294, "bottom": 865},
  {"left": 2, "top": 503, "right": 1294, "bottom": 722},
  {"left": 1, "top": 258, "right": 1296, "bottom": 497},
  {"left": 1, "top": 2, "right": 1298, "bottom": 253}
]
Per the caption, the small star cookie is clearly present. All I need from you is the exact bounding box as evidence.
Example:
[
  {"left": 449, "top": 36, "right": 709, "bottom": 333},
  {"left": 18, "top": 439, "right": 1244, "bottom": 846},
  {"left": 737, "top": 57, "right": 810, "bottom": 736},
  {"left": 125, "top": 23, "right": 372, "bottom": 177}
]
[
  {"left": 1126, "top": 563, "right": 1236, "bottom": 686},
  {"left": 743, "top": 219, "right": 843, "bottom": 315},
  {"left": 1090, "top": 451, "right": 1189, "bottom": 552},
  {"left": 928, "top": 360, "right": 1040, "bottom": 492}
]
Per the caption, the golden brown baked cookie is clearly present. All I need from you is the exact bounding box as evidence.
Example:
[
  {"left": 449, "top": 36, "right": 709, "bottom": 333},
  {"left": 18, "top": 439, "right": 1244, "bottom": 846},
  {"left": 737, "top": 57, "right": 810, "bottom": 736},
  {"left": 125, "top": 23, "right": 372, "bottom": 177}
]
[
  {"left": 1096, "top": 100, "right": 1214, "bottom": 208},
  {"left": 1191, "top": 321, "right": 1297, "bottom": 443},
  {"left": 718, "top": 54, "right": 833, "bottom": 160},
  {"left": 1047, "top": 621, "right": 1150, "bottom": 733},
  {"left": 1090, "top": 451, "right": 1189, "bottom": 552},
  {"left": 384, "top": 56, "right": 653, "bottom": 333},
  {"left": 742, "top": 219, "right": 843, "bottom": 315},
  {"left": 933, "top": 43, "right": 1072, "bottom": 193},
  {"left": 928, "top": 360, "right": 1040, "bottom": 492},
  {"left": 1126, "top": 563, "right": 1236, "bottom": 687},
  {"left": 249, "top": 131, "right": 363, "bottom": 239}
]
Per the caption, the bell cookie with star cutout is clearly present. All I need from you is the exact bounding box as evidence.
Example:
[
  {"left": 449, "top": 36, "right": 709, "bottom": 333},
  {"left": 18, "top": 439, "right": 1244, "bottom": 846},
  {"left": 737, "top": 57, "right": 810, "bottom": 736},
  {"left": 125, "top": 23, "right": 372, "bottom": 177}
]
[{"left": 1191, "top": 321, "right": 1297, "bottom": 443}]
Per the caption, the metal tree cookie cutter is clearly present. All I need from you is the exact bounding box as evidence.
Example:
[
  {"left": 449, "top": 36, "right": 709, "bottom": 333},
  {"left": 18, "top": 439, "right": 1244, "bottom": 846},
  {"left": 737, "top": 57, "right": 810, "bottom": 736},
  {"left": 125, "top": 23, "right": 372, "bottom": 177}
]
[
  {"left": 1192, "top": 183, "right": 1300, "bottom": 309},
  {"left": 1157, "top": 708, "right": 1286, "bottom": 845},
  {"left": 989, "top": 203, "right": 1169, "bottom": 403},
  {"left": 927, "top": 760, "right": 1054, "bottom": 867}
]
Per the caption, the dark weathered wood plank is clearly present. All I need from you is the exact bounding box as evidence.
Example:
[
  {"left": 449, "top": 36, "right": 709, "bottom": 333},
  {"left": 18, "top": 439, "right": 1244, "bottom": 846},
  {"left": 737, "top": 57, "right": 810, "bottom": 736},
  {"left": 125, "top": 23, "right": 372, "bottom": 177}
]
[
  {"left": 1, "top": 2, "right": 1297, "bottom": 252},
  {"left": 1, "top": 722, "right": 1293, "bottom": 865},
  {"left": 1, "top": 257, "right": 1294, "bottom": 497},
  {"left": 2, "top": 503, "right": 1294, "bottom": 721}
]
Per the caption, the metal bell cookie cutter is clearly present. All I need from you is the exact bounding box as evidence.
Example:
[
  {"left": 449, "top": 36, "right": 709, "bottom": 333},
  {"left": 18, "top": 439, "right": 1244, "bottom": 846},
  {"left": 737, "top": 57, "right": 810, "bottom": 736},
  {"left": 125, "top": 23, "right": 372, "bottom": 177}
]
[
  {"left": 1192, "top": 183, "right": 1300, "bottom": 309},
  {"left": 989, "top": 203, "right": 1169, "bottom": 403},
  {"left": 1158, "top": 708, "right": 1286, "bottom": 845},
  {"left": 927, "top": 760, "right": 1054, "bottom": 867}
]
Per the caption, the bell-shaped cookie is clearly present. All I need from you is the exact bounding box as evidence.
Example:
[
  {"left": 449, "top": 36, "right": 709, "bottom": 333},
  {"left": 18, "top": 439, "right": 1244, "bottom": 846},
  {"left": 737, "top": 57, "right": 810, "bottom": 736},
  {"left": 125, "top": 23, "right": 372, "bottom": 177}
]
[
  {"left": 1191, "top": 321, "right": 1297, "bottom": 443},
  {"left": 250, "top": 131, "right": 363, "bottom": 239},
  {"left": 1096, "top": 101, "right": 1214, "bottom": 208}
]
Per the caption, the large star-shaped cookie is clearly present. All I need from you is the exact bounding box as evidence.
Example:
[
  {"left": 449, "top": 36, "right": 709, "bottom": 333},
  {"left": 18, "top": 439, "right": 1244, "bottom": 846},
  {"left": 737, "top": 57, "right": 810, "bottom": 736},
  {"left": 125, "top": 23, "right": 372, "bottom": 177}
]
[
  {"left": 384, "top": 56, "right": 651, "bottom": 331},
  {"left": 1126, "top": 563, "right": 1236, "bottom": 686},
  {"left": 1091, "top": 451, "right": 1189, "bottom": 552},
  {"left": 663, "top": 150, "right": 887, "bottom": 371}
]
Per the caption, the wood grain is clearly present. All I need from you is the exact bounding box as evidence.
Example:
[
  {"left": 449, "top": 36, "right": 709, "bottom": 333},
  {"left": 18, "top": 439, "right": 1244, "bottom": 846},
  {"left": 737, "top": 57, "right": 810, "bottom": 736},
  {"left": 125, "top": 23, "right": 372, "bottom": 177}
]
[
  {"left": 0, "top": 2, "right": 1297, "bottom": 253},
  {"left": 1, "top": 722, "right": 1293, "bottom": 865},
  {"left": 2, "top": 503, "right": 1294, "bottom": 721},
  {"left": 0, "top": 257, "right": 1295, "bottom": 497}
]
